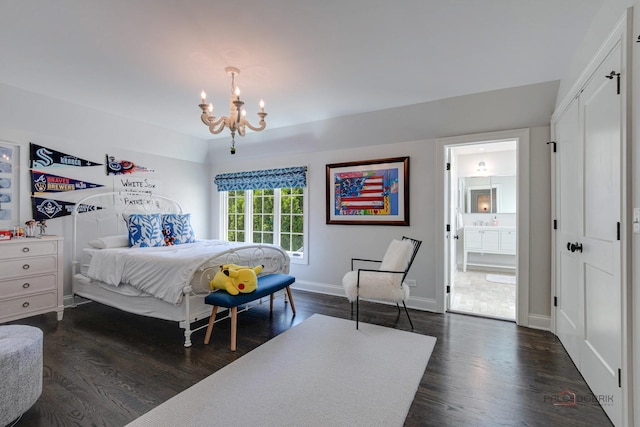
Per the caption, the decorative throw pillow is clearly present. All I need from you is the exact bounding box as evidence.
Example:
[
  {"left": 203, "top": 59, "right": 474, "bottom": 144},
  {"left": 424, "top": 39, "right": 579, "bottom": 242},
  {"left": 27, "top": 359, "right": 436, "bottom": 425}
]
[
  {"left": 379, "top": 239, "right": 414, "bottom": 285},
  {"left": 162, "top": 213, "right": 196, "bottom": 245},
  {"left": 128, "top": 214, "right": 165, "bottom": 247}
]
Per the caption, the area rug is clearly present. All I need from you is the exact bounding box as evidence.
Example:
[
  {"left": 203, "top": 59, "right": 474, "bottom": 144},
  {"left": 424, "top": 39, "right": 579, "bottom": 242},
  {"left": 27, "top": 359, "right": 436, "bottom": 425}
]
[
  {"left": 486, "top": 274, "right": 516, "bottom": 285},
  {"left": 127, "top": 314, "right": 436, "bottom": 427}
]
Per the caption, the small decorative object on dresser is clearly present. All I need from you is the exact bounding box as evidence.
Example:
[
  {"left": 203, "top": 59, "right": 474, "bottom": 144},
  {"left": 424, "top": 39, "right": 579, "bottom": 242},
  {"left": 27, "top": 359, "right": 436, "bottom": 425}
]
[
  {"left": 0, "top": 237, "right": 64, "bottom": 323},
  {"left": 37, "top": 219, "right": 47, "bottom": 236}
]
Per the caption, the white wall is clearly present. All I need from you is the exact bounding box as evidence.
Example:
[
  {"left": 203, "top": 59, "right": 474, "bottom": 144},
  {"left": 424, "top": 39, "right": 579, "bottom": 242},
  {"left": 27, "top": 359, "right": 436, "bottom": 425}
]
[
  {"left": 556, "top": 0, "right": 636, "bottom": 107},
  {"left": 634, "top": 5, "right": 640, "bottom": 423},
  {"left": 208, "top": 82, "right": 554, "bottom": 319},
  {"left": 457, "top": 150, "right": 517, "bottom": 178},
  {"left": 0, "top": 83, "right": 211, "bottom": 295}
]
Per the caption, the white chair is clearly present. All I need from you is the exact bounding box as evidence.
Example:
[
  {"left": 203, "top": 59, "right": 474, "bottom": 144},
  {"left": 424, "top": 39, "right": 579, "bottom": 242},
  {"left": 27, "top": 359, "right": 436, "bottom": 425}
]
[{"left": 342, "top": 236, "right": 421, "bottom": 329}]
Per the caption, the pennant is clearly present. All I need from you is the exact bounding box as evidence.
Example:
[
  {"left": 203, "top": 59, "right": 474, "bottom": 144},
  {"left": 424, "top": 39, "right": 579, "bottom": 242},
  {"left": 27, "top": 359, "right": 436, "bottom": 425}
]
[
  {"left": 31, "top": 170, "right": 104, "bottom": 193},
  {"left": 106, "top": 155, "right": 155, "bottom": 175},
  {"left": 30, "top": 143, "right": 102, "bottom": 168},
  {"left": 32, "top": 197, "right": 101, "bottom": 221}
]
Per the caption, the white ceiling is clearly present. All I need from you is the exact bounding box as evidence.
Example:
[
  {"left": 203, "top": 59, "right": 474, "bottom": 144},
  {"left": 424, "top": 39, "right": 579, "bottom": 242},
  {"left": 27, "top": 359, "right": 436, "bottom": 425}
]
[{"left": 0, "top": 0, "right": 604, "bottom": 140}]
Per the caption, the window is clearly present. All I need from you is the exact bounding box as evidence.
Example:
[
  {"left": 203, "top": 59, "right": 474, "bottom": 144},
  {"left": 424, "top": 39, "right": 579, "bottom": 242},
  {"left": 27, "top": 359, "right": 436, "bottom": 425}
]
[
  {"left": 226, "top": 190, "right": 246, "bottom": 242},
  {"left": 215, "top": 166, "right": 308, "bottom": 264},
  {"left": 279, "top": 187, "right": 304, "bottom": 254},
  {"left": 221, "top": 187, "right": 307, "bottom": 263},
  {"left": 252, "top": 189, "right": 274, "bottom": 244}
]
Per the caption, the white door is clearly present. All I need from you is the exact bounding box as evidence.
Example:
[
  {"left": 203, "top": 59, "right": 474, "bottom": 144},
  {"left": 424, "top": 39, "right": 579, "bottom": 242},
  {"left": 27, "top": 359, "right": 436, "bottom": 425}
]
[
  {"left": 578, "top": 42, "right": 622, "bottom": 426},
  {"left": 555, "top": 98, "right": 582, "bottom": 365},
  {"left": 554, "top": 42, "right": 623, "bottom": 426}
]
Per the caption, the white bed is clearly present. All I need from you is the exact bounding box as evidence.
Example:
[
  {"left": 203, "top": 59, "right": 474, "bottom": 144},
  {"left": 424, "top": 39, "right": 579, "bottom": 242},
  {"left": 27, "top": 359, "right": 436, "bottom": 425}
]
[{"left": 71, "top": 191, "right": 290, "bottom": 347}]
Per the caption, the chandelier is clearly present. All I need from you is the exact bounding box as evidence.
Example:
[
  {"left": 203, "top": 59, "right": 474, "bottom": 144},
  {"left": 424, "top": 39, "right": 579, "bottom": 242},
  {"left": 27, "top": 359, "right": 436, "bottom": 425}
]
[{"left": 199, "top": 66, "right": 267, "bottom": 154}]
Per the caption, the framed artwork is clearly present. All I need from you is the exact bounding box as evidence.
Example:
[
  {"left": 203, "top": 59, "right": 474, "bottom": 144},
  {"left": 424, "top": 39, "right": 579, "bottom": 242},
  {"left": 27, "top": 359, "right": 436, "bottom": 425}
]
[
  {"left": 0, "top": 141, "right": 20, "bottom": 228},
  {"left": 326, "top": 156, "right": 409, "bottom": 225}
]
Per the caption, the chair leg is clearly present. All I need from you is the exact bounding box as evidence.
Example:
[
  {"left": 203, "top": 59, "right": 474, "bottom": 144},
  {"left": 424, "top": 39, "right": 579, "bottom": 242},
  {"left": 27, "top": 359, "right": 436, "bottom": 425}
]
[
  {"left": 230, "top": 306, "right": 238, "bottom": 351},
  {"left": 204, "top": 306, "right": 219, "bottom": 344},
  {"left": 356, "top": 296, "right": 359, "bottom": 330},
  {"left": 285, "top": 286, "right": 296, "bottom": 315},
  {"left": 402, "top": 301, "right": 414, "bottom": 330}
]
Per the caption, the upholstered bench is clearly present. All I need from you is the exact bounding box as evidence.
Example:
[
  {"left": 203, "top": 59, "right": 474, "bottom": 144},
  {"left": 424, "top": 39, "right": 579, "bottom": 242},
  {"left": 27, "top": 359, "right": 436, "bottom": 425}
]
[
  {"left": 0, "top": 325, "right": 43, "bottom": 426},
  {"left": 204, "top": 273, "right": 296, "bottom": 351}
]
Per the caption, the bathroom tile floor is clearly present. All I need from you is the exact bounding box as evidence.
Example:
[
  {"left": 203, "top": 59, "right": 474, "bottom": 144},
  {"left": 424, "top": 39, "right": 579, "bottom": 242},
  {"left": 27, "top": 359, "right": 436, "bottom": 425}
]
[{"left": 449, "top": 269, "right": 516, "bottom": 320}]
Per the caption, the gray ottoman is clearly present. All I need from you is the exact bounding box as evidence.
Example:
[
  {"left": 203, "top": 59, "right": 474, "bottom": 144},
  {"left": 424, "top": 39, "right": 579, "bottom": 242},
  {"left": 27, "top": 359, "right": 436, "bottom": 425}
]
[{"left": 0, "top": 325, "right": 43, "bottom": 426}]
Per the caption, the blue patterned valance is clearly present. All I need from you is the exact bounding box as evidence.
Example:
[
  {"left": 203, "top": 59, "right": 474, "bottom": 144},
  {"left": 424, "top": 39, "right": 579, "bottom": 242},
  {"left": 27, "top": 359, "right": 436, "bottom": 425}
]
[{"left": 214, "top": 166, "right": 307, "bottom": 191}]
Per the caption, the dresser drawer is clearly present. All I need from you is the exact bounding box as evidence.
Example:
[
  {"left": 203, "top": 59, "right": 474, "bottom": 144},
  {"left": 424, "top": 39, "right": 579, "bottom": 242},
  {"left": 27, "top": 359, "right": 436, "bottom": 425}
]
[
  {"left": 0, "top": 256, "right": 57, "bottom": 280},
  {"left": 0, "top": 274, "right": 57, "bottom": 299},
  {"left": 0, "top": 240, "right": 57, "bottom": 259},
  {"left": 0, "top": 292, "right": 57, "bottom": 321}
]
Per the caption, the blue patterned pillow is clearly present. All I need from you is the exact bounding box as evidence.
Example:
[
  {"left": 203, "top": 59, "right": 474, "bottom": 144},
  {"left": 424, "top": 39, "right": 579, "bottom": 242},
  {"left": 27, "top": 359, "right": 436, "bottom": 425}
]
[
  {"left": 162, "top": 213, "right": 196, "bottom": 245},
  {"left": 128, "top": 214, "right": 165, "bottom": 247}
]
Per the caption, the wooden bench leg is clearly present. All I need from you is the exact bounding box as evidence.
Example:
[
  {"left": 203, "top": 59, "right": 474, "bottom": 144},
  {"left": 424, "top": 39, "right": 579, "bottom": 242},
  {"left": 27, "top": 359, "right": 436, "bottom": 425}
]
[
  {"left": 269, "top": 294, "right": 274, "bottom": 313},
  {"left": 285, "top": 286, "right": 296, "bottom": 315},
  {"left": 230, "top": 306, "right": 237, "bottom": 351},
  {"left": 204, "top": 306, "right": 219, "bottom": 344}
]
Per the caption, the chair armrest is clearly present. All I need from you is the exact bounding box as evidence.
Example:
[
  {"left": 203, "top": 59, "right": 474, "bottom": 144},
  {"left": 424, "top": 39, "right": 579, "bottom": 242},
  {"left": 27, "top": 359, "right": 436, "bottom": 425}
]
[{"left": 351, "top": 258, "right": 382, "bottom": 270}]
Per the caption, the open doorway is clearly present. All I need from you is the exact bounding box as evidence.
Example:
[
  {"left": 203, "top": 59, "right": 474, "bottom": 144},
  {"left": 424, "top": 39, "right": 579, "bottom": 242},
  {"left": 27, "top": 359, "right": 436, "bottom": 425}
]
[{"left": 447, "top": 140, "right": 517, "bottom": 321}]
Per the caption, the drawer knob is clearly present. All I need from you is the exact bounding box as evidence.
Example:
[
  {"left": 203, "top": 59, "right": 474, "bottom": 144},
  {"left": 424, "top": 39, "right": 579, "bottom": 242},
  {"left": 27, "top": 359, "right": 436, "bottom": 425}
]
[
  {"left": 22, "top": 302, "right": 30, "bottom": 308},
  {"left": 22, "top": 283, "right": 30, "bottom": 289},
  {"left": 23, "top": 264, "right": 30, "bottom": 270},
  {"left": 22, "top": 247, "right": 30, "bottom": 253}
]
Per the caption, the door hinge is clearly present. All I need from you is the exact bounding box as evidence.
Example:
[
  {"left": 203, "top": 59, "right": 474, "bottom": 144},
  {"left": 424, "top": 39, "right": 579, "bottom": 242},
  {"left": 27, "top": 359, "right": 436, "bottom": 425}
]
[
  {"left": 446, "top": 162, "right": 451, "bottom": 171},
  {"left": 554, "top": 296, "right": 558, "bottom": 307},
  {"left": 618, "top": 369, "right": 622, "bottom": 388},
  {"left": 446, "top": 285, "right": 451, "bottom": 294},
  {"left": 605, "top": 71, "right": 621, "bottom": 95},
  {"left": 553, "top": 219, "right": 557, "bottom": 230},
  {"left": 546, "top": 141, "right": 556, "bottom": 152},
  {"left": 446, "top": 224, "right": 451, "bottom": 232},
  {"left": 617, "top": 222, "right": 621, "bottom": 240}
]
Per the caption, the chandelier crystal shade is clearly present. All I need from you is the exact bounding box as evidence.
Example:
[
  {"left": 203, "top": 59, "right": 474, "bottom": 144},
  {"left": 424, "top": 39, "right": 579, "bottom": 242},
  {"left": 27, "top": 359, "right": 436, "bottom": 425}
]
[{"left": 199, "top": 66, "right": 267, "bottom": 154}]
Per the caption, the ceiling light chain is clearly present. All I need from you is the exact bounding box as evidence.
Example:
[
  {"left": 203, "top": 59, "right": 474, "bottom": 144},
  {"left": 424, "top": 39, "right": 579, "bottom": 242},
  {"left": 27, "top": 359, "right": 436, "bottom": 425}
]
[{"left": 199, "top": 66, "right": 267, "bottom": 154}]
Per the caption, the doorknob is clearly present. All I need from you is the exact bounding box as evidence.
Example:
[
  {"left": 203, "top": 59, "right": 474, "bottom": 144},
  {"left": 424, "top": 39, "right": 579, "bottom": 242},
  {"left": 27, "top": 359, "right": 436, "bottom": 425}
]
[
  {"left": 567, "top": 242, "right": 583, "bottom": 253},
  {"left": 453, "top": 235, "right": 459, "bottom": 240}
]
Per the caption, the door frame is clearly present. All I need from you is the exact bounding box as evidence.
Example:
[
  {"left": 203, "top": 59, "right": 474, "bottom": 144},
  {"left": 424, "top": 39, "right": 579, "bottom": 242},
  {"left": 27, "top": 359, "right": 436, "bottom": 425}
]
[{"left": 435, "top": 128, "right": 530, "bottom": 326}]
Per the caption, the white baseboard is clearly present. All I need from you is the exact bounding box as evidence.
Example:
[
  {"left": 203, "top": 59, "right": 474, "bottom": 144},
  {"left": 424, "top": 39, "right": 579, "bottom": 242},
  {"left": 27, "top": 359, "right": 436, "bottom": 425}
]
[
  {"left": 292, "top": 280, "right": 345, "bottom": 297},
  {"left": 63, "top": 294, "right": 92, "bottom": 307},
  {"left": 291, "top": 280, "right": 440, "bottom": 313},
  {"left": 527, "top": 314, "right": 551, "bottom": 331}
]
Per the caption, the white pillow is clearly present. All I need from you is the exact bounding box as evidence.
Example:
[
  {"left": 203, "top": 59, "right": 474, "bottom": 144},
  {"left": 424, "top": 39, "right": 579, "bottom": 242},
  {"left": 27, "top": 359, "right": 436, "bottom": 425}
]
[
  {"left": 380, "top": 239, "right": 414, "bottom": 272},
  {"left": 88, "top": 235, "right": 129, "bottom": 249}
]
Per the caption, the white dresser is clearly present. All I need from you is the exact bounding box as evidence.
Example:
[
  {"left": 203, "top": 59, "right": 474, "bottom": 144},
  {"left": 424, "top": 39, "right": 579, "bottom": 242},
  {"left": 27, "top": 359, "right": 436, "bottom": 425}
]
[
  {"left": 0, "top": 237, "right": 64, "bottom": 323},
  {"left": 463, "top": 226, "right": 516, "bottom": 272}
]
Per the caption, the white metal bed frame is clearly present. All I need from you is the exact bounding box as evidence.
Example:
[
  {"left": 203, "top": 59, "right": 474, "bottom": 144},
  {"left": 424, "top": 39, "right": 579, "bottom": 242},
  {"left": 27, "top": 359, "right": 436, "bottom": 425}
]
[{"left": 70, "top": 191, "right": 290, "bottom": 347}]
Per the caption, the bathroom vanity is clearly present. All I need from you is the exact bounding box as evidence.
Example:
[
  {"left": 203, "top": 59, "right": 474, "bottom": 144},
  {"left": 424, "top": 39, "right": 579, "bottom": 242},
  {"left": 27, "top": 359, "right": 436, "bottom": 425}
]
[{"left": 463, "top": 226, "right": 516, "bottom": 272}]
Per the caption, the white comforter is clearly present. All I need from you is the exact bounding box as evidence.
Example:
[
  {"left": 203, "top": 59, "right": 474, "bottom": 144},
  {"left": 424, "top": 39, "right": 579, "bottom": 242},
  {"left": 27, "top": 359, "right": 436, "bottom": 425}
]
[{"left": 86, "top": 240, "right": 280, "bottom": 305}]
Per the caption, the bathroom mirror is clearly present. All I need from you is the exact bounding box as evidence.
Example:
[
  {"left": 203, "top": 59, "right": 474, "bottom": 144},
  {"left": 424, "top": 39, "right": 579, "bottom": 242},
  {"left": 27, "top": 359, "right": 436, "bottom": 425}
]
[{"left": 459, "top": 175, "right": 516, "bottom": 213}]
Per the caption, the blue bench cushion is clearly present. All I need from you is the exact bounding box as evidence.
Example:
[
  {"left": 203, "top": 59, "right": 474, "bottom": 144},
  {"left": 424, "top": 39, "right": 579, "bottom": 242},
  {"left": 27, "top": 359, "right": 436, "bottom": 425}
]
[{"left": 204, "top": 274, "right": 295, "bottom": 308}]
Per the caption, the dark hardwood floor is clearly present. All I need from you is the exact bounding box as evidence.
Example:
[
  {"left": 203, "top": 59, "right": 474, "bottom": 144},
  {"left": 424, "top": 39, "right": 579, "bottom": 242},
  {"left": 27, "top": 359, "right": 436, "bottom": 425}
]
[{"left": 8, "top": 290, "right": 612, "bottom": 427}]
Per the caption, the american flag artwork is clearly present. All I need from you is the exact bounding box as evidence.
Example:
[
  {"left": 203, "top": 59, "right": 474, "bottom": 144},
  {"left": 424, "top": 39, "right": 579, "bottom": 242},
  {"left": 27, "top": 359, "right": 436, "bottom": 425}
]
[{"left": 334, "top": 168, "right": 399, "bottom": 216}]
